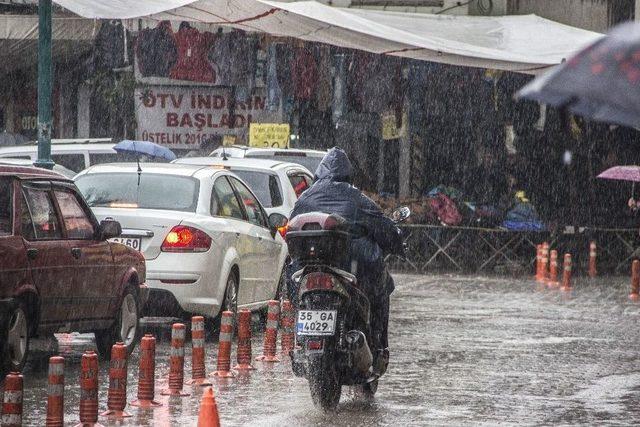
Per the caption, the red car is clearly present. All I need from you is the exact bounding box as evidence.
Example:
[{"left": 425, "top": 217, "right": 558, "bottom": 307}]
[{"left": 0, "top": 165, "right": 147, "bottom": 375}]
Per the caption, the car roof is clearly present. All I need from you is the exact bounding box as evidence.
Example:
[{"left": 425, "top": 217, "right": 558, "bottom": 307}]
[
  {"left": 77, "top": 162, "right": 217, "bottom": 178},
  {"left": 211, "top": 145, "right": 327, "bottom": 157},
  {"left": 0, "top": 142, "right": 116, "bottom": 155},
  {"left": 174, "top": 156, "right": 311, "bottom": 173},
  {"left": 0, "top": 158, "right": 76, "bottom": 177},
  {"left": 0, "top": 164, "right": 72, "bottom": 181}
]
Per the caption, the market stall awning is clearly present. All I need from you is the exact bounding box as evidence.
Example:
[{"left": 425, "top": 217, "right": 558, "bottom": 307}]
[
  {"left": 53, "top": 0, "right": 603, "bottom": 74},
  {"left": 0, "top": 15, "right": 96, "bottom": 73}
]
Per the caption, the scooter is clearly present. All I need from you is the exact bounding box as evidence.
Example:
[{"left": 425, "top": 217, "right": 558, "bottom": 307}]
[{"left": 285, "top": 207, "right": 410, "bottom": 410}]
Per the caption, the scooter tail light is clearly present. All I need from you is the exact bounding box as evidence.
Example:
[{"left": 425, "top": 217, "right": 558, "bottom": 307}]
[
  {"left": 307, "top": 339, "right": 324, "bottom": 351},
  {"left": 277, "top": 224, "right": 288, "bottom": 238},
  {"left": 305, "top": 273, "right": 335, "bottom": 290}
]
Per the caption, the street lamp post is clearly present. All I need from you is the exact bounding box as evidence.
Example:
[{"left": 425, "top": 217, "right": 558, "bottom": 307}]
[{"left": 35, "top": 0, "right": 54, "bottom": 169}]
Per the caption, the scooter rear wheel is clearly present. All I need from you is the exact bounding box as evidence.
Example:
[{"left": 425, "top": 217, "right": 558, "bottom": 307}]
[{"left": 308, "top": 355, "right": 342, "bottom": 411}]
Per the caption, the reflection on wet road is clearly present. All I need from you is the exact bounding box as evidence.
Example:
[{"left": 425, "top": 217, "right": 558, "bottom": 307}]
[{"left": 14, "top": 274, "right": 640, "bottom": 425}]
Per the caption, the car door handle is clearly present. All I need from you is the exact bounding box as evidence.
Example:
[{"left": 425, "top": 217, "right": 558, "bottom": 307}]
[
  {"left": 71, "top": 247, "right": 82, "bottom": 259},
  {"left": 26, "top": 248, "right": 38, "bottom": 260},
  {"left": 235, "top": 232, "right": 240, "bottom": 238}
]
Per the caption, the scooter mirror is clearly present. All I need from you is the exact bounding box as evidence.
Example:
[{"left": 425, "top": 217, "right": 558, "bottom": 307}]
[{"left": 391, "top": 206, "right": 411, "bottom": 223}]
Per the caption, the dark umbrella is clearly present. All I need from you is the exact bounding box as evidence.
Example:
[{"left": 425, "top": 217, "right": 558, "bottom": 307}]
[
  {"left": 114, "top": 140, "right": 177, "bottom": 185},
  {"left": 517, "top": 22, "right": 640, "bottom": 129}
]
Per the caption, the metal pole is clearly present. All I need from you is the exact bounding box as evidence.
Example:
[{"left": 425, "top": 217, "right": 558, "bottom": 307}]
[{"left": 35, "top": 0, "right": 54, "bottom": 169}]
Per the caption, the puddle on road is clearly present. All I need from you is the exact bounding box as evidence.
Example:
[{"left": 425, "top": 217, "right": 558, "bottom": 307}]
[{"left": 10, "top": 273, "right": 640, "bottom": 425}]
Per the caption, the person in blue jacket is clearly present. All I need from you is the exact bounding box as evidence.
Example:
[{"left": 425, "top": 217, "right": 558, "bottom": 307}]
[{"left": 288, "top": 147, "right": 403, "bottom": 372}]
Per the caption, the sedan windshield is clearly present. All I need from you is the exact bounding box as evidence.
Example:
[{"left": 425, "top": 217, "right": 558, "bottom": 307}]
[{"left": 75, "top": 172, "right": 199, "bottom": 212}]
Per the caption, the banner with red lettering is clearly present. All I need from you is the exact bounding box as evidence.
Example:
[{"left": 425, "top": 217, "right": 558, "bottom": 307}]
[{"left": 134, "top": 86, "right": 280, "bottom": 149}]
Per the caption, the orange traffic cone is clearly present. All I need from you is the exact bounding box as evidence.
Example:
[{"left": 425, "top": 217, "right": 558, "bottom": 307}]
[{"left": 197, "top": 387, "right": 221, "bottom": 427}]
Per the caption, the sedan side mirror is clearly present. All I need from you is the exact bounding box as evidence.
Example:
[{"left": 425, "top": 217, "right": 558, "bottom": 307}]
[
  {"left": 99, "top": 219, "right": 122, "bottom": 240},
  {"left": 268, "top": 213, "right": 288, "bottom": 238}
]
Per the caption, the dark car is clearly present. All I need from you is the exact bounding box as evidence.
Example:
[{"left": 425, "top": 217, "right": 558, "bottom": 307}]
[{"left": 0, "top": 165, "right": 147, "bottom": 375}]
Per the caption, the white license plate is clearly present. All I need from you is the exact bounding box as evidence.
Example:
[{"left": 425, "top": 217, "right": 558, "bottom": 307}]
[
  {"left": 296, "top": 310, "right": 337, "bottom": 336},
  {"left": 109, "top": 237, "right": 142, "bottom": 251}
]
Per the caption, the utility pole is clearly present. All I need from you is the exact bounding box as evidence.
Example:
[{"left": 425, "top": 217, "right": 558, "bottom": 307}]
[{"left": 35, "top": 0, "right": 54, "bottom": 169}]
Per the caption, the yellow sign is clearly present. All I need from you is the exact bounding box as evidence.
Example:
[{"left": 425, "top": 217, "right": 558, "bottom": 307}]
[
  {"left": 381, "top": 112, "right": 407, "bottom": 140},
  {"left": 249, "top": 123, "right": 290, "bottom": 149},
  {"left": 222, "top": 134, "right": 236, "bottom": 147}
]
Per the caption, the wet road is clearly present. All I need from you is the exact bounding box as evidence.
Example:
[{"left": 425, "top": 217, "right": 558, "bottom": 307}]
[{"left": 13, "top": 273, "right": 640, "bottom": 426}]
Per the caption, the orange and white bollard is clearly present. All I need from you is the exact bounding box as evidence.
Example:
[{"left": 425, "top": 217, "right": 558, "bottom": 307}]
[
  {"left": 212, "top": 311, "right": 235, "bottom": 378},
  {"left": 561, "top": 253, "right": 573, "bottom": 292},
  {"left": 280, "top": 300, "right": 295, "bottom": 354},
  {"left": 2, "top": 371, "right": 23, "bottom": 427},
  {"left": 162, "top": 323, "right": 190, "bottom": 397},
  {"left": 46, "top": 356, "right": 65, "bottom": 427},
  {"left": 630, "top": 260, "right": 640, "bottom": 301},
  {"left": 547, "top": 250, "right": 560, "bottom": 288},
  {"left": 76, "top": 350, "right": 102, "bottom": 427},
  {"left": 534, "top": 244, "right": 542, "bottom": 281},
  {"left": 101, "top": 342, "right": 131, "bottom": 419},
  {"left": 187, "top": 316, "right": 211, "bottom": 386},
  {"left": 130, "top": 334, "right": 162, "bottom": 408},
  {"left": 233, "top": 309, "right": 255, "bottom": 371},
  {"left": 538, "top": 242, "right": 549, "bottom": 283},
  {"left": 197, "top": 387, "right": 221, "bottom": 427},
  {"left": 588, "top": 241, "right": 597, "bottom": 278},
  {"left": 256, "top": 300, "right": 281, "bottom": 362}
]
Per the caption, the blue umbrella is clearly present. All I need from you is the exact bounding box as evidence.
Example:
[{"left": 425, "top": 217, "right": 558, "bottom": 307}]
[
  {"left": 517, "top": 22, "right": 640, "bottom": 128},
  {"left": 114, "top": 140, "right": 177, "bottom": 161}
]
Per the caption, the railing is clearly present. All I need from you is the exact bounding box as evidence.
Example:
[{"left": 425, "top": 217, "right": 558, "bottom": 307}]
[{"left": 389, "top": 224, "right": 639, "bottom": 275}]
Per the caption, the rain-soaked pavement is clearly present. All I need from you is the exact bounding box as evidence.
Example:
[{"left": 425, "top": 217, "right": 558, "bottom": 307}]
[{"left": 12, "top": 273, "right": 640, "bottom": 426}]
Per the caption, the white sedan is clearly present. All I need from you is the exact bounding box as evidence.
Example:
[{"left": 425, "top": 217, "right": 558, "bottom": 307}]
[
  {"left": 174, "top": 157, "right": 313, "bottom": 219},
  {"left": 74, "top": 163, "right": 289, "bottom": 321}
]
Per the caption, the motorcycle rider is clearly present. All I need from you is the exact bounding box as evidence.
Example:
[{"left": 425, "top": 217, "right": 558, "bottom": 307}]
[{"left": 288, "top": 147, "right": 404, "bottom": 373}]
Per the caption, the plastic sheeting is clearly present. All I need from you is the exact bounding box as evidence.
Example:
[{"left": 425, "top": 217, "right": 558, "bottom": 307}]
[
  {"left": 53, "top": 0, "right": 603, "bottom": 74},
  {"left": 0, "top": 15, "right": 97, "bottom": 72}
]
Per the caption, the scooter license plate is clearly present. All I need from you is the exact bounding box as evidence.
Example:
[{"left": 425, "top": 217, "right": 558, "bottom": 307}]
[{"left": 296, "top": 310, "right": 337, "bottom": 336}]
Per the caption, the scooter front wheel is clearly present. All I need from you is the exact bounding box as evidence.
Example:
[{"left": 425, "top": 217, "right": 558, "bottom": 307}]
[{"left": 355, "top": 378, "right": 378, "bottom": 399}]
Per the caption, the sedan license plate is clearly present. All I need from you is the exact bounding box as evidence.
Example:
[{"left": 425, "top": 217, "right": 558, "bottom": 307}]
[
  {"left": 297, "top": 310, "right": 337, "bottom": 336},
  {"left": 109, "top": 237, "right": 142, "bottom": 251}
]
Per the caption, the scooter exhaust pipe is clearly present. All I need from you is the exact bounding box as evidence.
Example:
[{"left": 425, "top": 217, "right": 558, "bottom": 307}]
[{"left": 345, "top": 330, "right": 373, "bottom": 374}]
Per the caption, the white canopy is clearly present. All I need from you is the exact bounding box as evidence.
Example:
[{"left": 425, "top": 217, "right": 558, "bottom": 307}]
[
  {"left": 0, "top": 15, "right": 96, "bottom": 72},
  {"left": 53, "top": 0, "right": 603, "bottom": 74}
]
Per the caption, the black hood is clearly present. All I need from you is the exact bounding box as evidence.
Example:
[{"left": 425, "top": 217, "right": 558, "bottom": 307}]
[{"left": 314, "top": 147, "right": 353, "bottom": 182}]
